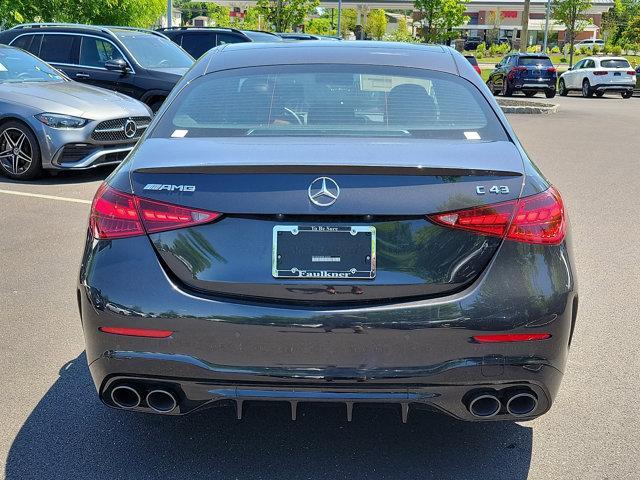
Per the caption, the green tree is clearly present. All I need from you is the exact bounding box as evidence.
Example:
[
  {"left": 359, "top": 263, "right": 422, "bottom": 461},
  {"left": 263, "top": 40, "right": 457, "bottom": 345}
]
[
  {"left": 365, "top": 9, "right": 388, "bottom": 40},
  {"left": 552, "top": 0, "right": 592, "bottom": 67},
  {"left": 602, "top": 0, "right": 640, "bottom": 45},
  {"left": 387, "top": 17, "right": 416, "bottom": 42},
  {"left": 414, "top": 0, "right": 468, "bottom": 43},
  {"left": 305, "top": 17, "right": 335, "bottom": 35},
  {"left": 176, "top": 1, "right": 232, "bottom": 27},
  {"left": 0, "top": 0, "right": 166, "bottom": 28},
  {"left": 622, "top": 14, "right": 640, "bottom": 45},
  {"left": 340, "top": 8, "right": 358, "bottom": 37},
  {"left": 255, "top": 0, "right": 320, "bottom": 32}
]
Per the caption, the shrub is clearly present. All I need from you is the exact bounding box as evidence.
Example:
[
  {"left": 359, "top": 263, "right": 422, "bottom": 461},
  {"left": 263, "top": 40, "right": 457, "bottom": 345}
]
[
  {"left": 476, "top": 43, "right": 486, "bottom": 58},
  {"left": 579, "top": 46, "right": 589, "bottom": 55},
  {"left": 551, "top": 46, "right": 560, "bottom": 54},
  {"left": 611, "top": 45, "right": 622, "bottom": 56},
  {"left": 560, "top": 57, "right": 567, "bottom": 63},
  {"left": 602, "top": 43, "right": 611, "bottom": 55},
  {"left": 592, "top": 45, "right": 600, "bottom": 54},
  {"left": 527, "top": 45, "right": 538, "bottom": 53},
  {"left": 499, "top": 42, "right": 510, "bottom": 54}
]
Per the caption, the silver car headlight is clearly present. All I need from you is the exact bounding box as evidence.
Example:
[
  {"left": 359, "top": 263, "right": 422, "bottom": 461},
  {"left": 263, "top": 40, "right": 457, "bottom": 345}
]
[{"left": 35, "top": 113, "right": 88, "bottom": 129}]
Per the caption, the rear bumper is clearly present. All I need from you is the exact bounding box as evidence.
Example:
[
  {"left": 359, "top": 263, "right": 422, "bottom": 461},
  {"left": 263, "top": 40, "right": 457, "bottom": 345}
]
[
  {"left": 592, "top": 83, "right": 634, "bottom": 92},
  {"left": 79, "top": 232, "right": 578, "bottom": 422},
  {"left": 514, "top": 80, "right": 555, "bottom": 91}
]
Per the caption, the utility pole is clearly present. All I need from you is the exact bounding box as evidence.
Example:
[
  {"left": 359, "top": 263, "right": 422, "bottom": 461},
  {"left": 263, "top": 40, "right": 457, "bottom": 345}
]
[
  {"left": 520, "top": 0, "right": 530, "bottom": 52},
  {"left": 167, "top": 0, "right": 172, "bottom": 28},
  {"left": 543, "top": 0, "right": 552, "bottom": 52},
  {"left": 337, "top": 0, "right": 342, "bottom": 38}
]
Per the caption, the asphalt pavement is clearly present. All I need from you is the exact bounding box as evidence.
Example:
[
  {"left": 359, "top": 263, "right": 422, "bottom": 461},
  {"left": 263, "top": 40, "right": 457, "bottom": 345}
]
[{"left": 1, "top": 93, "right": 639, "bottom": 479}]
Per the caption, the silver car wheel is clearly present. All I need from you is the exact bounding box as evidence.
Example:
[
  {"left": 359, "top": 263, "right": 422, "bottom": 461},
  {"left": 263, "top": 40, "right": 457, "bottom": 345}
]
[{"left": 0, "top": 127, "right": 33, "bottom": 175}]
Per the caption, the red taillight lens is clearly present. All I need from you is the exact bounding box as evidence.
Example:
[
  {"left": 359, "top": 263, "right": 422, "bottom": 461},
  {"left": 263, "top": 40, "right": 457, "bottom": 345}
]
[
  {"left": 472, "top": 333, "right": 551, "bottom": 343},
  {"left": 90, "top": 184, "right": 144, "bottom": 239},
  {"left": 474, "top": 65, "right": 482, "bottom": 75},
  {"left": 135, "top": 197, "right": 220, "bottom": 234},
  {"left": 90, "top": 184, "right": 220, "bottom": 239},
  {"left": 99, "top": 326, "right": 173, "bottom": 338},
  {"left": 627, "top": 70, "right": 636, "bottom": 76},
  {"left": 428, "top": 187, "right": 566, "bottom": 245},
  {"left": 547, "top": 67, "right": 557, "bottom": 73},
  {"left": 593, "top": 71, "right": 608, "bottom": 76}
]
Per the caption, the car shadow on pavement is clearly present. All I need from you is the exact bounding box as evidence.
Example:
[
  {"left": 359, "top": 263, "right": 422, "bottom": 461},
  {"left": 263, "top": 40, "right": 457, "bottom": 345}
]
[
  {"left": 5, "top": 353, "right": 533, "bottom": 480},
  {"left": 0, "top": 167, "right": 113, "bottom": 186}
]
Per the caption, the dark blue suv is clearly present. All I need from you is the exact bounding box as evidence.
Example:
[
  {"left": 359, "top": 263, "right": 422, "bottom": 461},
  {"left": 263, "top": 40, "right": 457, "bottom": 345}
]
[{"left": 487, "top": 53, "right": 557, "bottom": 98}]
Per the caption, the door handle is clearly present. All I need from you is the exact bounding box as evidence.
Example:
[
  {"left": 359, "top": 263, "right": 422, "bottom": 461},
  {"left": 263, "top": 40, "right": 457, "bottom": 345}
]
[{"left": 75, "top": 72, "right": 90, "bottom": 79}]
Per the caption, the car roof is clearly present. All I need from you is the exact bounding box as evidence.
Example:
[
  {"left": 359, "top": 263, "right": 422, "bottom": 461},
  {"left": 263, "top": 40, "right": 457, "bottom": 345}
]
[
  {"left": 202, "top": 41, "right": 457, "bottom": 75},
  {"left": 5, "top": 23, "right": 163, "bottom": 39}
]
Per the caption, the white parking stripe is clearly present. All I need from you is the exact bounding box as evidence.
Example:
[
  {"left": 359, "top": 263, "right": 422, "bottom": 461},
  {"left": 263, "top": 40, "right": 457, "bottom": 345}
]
[{"left": 0, "top": 188, "right": 91, "bottom": 205}]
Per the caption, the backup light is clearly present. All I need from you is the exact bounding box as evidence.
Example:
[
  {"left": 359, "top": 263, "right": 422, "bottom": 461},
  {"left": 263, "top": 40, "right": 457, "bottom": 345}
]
[{"left": 90, "top": 184, "right": 221, "bottom": 239}]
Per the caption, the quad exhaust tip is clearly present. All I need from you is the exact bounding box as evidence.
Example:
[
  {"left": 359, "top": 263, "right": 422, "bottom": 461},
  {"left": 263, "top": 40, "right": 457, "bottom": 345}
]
[
  {"left": 111, "top": 385, "right": 141, "bottom": 409},
  {"left": 468, "top": 394, "right": 501, "bottom": 418},
  {"left": 146, "top": 389, "right": 178, "bottom": 413},
  {"left": 506, "top": 392, "right": 538, "bottom": 416}
]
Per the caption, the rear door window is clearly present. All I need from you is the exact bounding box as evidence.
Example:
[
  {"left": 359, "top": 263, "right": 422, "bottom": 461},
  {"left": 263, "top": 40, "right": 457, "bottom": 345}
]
[
  {"left": 216, "top": 32, "right": 246, "bottom": 45},
  {"left": 11, "top": 35, "right": 34, "bottom": 51},
  {"left": 40, "top": 34, "right": 78, "bottom": 64}
]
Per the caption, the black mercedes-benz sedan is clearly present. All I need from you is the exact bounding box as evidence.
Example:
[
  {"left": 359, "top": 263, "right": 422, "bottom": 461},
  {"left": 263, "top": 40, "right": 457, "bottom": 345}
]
[{"left": 78, "top": 41, "right": 577, "bottom": 422}]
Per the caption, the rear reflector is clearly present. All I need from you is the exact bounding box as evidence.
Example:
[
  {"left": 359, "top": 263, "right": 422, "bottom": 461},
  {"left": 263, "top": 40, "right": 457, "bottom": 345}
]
[
  {"left": 90, "top": 184, "right": 221, "bottom": 239},
  {"left": 473, "top": 333, "right": 551, "bottom": 343},
  {"left": 428, "top": 186, "right": 566, "bottom": 245},
  {"left": 99, "top": 326, "right": 174, "bottom": 338}
]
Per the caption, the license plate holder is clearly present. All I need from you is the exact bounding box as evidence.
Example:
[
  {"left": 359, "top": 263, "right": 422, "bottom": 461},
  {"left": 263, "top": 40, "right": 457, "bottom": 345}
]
[{"left": 272, "top": 225, "right": 376, "bottom": 280}]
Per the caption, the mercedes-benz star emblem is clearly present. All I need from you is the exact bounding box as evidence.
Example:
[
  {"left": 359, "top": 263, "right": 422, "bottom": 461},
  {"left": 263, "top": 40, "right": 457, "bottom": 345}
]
[
  {"left": 308, "top": 177, "right": 340, "bottom": 207},
  {"left": 123, "top": 119, "right": 137, "bottom": 139}
]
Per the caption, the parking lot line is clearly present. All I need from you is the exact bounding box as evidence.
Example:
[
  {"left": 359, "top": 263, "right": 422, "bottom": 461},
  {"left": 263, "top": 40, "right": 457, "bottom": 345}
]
[{"left": 0, "top": 188, "right": 91, "bottom": 205}]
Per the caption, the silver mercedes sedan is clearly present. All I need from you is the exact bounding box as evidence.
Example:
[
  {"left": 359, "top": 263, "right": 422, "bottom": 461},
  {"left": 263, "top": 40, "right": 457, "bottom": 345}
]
[{"left": 0, "top": 45, "right": 151, "bottom": 180}]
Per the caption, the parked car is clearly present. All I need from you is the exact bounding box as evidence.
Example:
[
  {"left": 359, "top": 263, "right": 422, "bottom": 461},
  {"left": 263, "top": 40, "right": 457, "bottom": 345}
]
[
  {"left": 574, "top": 39, "right": 605, "bottom": 50},
  {"left": 79, "top": 42, "right": 576, "bottom": 423},
  {"left": 276, "top": 33, "right": 341, "bottom": 41},
  {"left": 0, "top": 23, "right": 194, "bottom": 112},
  {"left": 636, "top": 65, "right": 640, "bottom": 92},
  {"left": 464, "top": 54, "right": 482, "bottom": 75},
  {"left": 464, "top": 36, "right": 484, "bottom": 50},
  {"left": 158, "top": 27, "right": 282, "bottom": 58},
  {"left": 0, "top": 45, "right": 151, "bottom": 180},
  {"left": 558, "top": 56, "right": 636, "bottom": 98},
  {"left": 486, "top": 53, "right": 557, "bottom": 98}
]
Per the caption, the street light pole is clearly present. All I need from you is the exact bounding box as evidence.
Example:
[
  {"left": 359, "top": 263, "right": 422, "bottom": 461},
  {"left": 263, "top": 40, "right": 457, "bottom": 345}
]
[
  {"left": 167, "top": 0, "right": 172, "bottom": 28},
  {"left": 543, "top": 0, "right": 552, "bottom": 52},
  {"left": 337, "top": 0, "right": 342, "bottom": 38}
]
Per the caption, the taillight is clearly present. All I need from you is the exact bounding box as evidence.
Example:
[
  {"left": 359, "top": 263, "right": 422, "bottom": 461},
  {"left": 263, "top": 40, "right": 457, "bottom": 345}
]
[
  {"left": 593, "top": 71, "right": 608, "bottom": 76},
  {"left": 627, "top": 70, "right": 636, "bottom": 76},
  {"left": 90, "top": 184, "right": 221, "bottom": 239},
  {"left": 547, "top": 67, "right": 557, "bottom": 73},
  {"left": 474, "top": 65, "right": 482, "bottom": 75},
  {"left": 428, "top": 186, "right": 566, "bottom": 245}
]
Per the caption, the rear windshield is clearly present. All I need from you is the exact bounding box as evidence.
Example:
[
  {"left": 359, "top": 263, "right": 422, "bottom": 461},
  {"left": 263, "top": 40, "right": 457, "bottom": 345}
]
[
  {"left": 152, "top": 65, "right": 506, "bottom": 141},
  {"left": 115, "top": 31, "right": 194, "bottom": 69},
  {"left": 600, "top": 59, "right": 630, "bottom": 68},
  {"left": 241, "top": 31, "right": 283, "bottom": 42},
  {"left": 465, "top": 56, "right": 478, "bottom": 66},
  {"left": 518, "top": 56, "right": 552, "bottom": 67}
]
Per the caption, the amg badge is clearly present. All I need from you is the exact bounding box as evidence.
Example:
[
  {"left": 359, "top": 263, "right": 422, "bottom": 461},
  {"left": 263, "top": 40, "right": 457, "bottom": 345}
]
[{"left": 143, "top": 184, "right": 196, "bottom": 192}]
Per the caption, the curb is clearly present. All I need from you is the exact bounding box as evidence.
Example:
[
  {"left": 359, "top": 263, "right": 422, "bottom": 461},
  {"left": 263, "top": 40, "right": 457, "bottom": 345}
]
[{"left": 497, "top": 99, "right": 560, "bottom": 114}]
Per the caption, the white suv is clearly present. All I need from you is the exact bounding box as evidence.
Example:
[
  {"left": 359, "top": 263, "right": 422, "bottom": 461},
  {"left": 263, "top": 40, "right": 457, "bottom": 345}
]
[
  {"left": 575, "top": 39, "right": 605, "bottom": 50},
  {"left": 558, "top": 56, "right": 636, "bottom": 98}
]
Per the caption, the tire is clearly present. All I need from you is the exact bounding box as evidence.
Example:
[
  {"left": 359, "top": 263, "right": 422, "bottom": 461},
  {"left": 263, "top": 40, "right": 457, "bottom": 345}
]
[
  {"left": 545, "top": 89, "right": 556, "bottom": 99},
  {"left": 503, "top": 80, "right": 514, "bottom": 97},
  {"left": 582, "top": 79, "right": 593, "bottom": 98},
  {"left": 524, "top": 91, "right": 537, "bottom": 97},
  {"left": 0, "top": 120, "right": 42, "bottom": 180},
  {"left": 149, "top": 99, "right": 165, "bottom": 114},
  {"left": 487, "top": 80, "right": 498, "bottom": 96},
  {"left": 595, "top": 91, "right": 605, "bottom": 98},
  {"left": 622, "top": 91, "right": 633, "bottom": 99},
  {"left": 558, "top": 79, "right": 568, "bottom": 96}
]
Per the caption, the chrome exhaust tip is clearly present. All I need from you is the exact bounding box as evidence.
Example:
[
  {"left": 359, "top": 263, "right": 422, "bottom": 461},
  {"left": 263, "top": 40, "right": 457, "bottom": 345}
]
[
  {"left": 468, "top": 394, "right": 501, "bottom": 418},
  {"left": 111, "top": 385, "right": 141, "bottom": 409},
  {"left": 146, "top": 389, "right": 177, "bottom": 413},
  {"left": 506, "top": 392, "right": 538, "bottom": 416}
]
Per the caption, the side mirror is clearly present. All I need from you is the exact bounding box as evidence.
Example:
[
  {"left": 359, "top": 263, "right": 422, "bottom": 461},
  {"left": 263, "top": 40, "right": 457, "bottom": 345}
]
[
  {"left": 105, "top": 58, "right": 130, "bottom": 73},
  {"left": 567, "top": 66, "right": 573, "bottom": 71}
]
